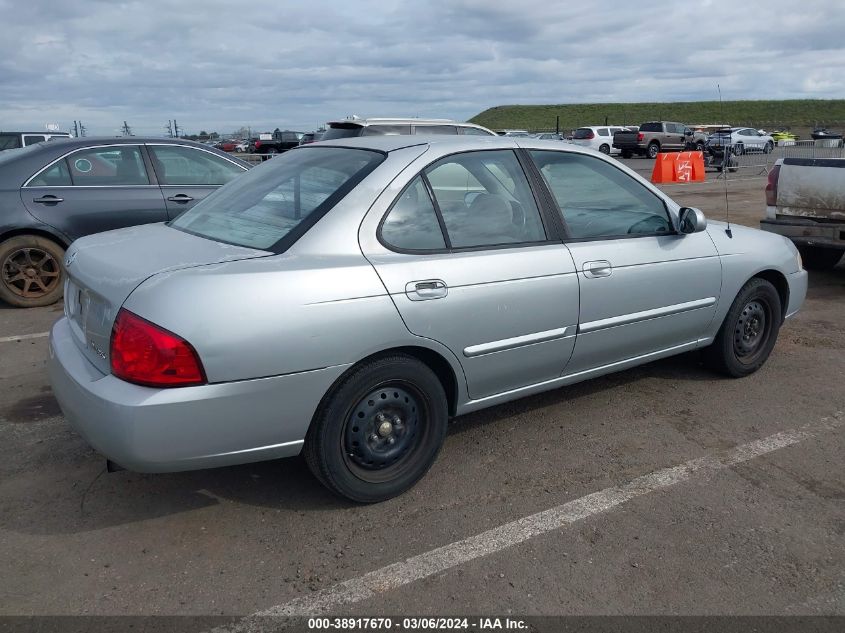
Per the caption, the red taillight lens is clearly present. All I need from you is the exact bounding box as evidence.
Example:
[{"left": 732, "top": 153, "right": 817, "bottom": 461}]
[
  {"left": 253, "top": 140, "right": 261, "bottom": 149},
  {"left": 765, "top": 164, "right": 780, "bottom": 206},
  {"left": 585, "top": 131, "right": 594, "bottom": 139},
  {"left": 637, "top": 132, "right": 644, "bottom": 142},
  {"left": 110, "top": 309, "right": 206, "bottom": 388}
]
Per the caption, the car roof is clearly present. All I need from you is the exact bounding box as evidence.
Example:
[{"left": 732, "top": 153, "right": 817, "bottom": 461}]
[{"left": 0, "top": 131, "right": 71, "bottom": 136}]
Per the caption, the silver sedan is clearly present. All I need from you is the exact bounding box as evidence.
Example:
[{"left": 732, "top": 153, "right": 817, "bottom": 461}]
[{"left": 48, "top": 135, "right": 807, "bottom": 502}]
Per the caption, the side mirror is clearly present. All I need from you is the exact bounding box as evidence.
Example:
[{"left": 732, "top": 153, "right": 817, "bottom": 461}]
[{"left": 679, "top": 207, "right": 707, "bottom": 234}]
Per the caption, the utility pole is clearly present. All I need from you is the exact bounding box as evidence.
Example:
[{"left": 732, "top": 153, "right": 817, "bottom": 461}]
[
  {"left": 173, "top": 120, "right": 180, "bottom": 138},
  {"left": 165, "top": 120, "right": 174, "bottom": 138},
  {"left": 79, "top": 121, "right": 86, "bottom": 137},
  {"left": 73, "top": 121, "right": 79, "bottom": 137},
  {"left": 121, "top": 121, "right": 133, "bottom": 136}
]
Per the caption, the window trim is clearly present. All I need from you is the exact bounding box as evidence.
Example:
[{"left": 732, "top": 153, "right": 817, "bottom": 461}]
[
  {"left": 376, "top": 148, "right": 559, "bottom": 255},
  {"left": 22, "top": 143, "right": 247, "bottom": 189},
  {"left": 526, "top": 148, "right": 679, "bottom": 242}
]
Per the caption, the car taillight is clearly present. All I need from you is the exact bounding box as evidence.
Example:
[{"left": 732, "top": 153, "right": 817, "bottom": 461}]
[
  {"left": 110, "top": 309, "right": 206, "bottom": 388},
  {"left": 765, "top": 164, "right": 780, "bottom": 206},
  {"left": 637, "top": 132, "right": 644, "bottom": 142},
  {"left": 585, "top": 131, "right": 594, "bottom": 139},
  {"left": 253, "top": 140, "right": 261, "bottom": 149}
]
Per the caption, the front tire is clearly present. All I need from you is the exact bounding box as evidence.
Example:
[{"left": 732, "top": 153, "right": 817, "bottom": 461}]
[
  {"left": 304, "top": 355, "right": 448, "bottom": 503},
  {"left": 704, "top": 278, "right": 782, "bottom": 377},
  {"left": 0, "top": 235, "right": 65, "bottom": 308}
]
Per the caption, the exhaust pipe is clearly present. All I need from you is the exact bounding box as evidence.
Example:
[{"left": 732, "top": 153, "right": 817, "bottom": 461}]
[{"left": 106, "top": 459, "right": 125, "bottom": 473}]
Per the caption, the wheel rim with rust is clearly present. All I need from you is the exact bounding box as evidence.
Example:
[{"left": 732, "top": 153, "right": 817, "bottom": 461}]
[
  {"left": 1, "top": 247, "right": 61, "bottom": 299},
  {"left": 733, "top": 299, "right": 771, "bottom": 364},
  {"left": 343, "top": 382, "right": 428, "bottom": 484}
]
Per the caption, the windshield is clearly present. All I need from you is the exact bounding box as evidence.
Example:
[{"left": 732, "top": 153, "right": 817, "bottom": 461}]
[{"left": 170, "top": 147, "right": 384, "bottom": 251}]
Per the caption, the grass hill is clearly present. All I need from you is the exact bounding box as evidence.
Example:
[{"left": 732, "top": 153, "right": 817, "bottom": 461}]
[{"left": 469, "top": 100, "right": 845, "bottom": 133}]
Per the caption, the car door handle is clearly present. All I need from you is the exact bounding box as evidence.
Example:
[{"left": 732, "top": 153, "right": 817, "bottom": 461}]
[
  {"left": 406, "top": 279, "right": 448, "bottom": 301},
  {"left": 583, "top": 260, "right": 612, "bottom": 278},
  {"left": 166, "top": 194, "right": 195, "bottom": 203},
  {"left": 32, "top": 195, "right": 63, "bottom": 204}
]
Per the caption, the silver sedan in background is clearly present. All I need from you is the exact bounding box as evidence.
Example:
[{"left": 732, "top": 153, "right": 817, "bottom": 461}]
[{"left": 48, "top": 135, "right": 807, "bottom": 502}]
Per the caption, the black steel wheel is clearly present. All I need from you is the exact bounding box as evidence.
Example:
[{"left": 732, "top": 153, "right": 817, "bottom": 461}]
[
  {"left": 0, "top": 235, "right": 65, "bottom": 308},
  {"left": 704, "top": 277, "right": 782, "bottom": 377},
  {"left": 305, "top": 355, "right": 448, "bottom": 502}
]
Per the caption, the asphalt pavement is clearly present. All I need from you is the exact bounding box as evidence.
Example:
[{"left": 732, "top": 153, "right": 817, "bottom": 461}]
[{"left": 0, "top": 164, "right": 843, "bottom": 625}]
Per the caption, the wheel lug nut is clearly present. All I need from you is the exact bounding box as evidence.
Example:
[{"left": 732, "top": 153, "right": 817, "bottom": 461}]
[
  {"left": 387, "top": 437, "right": 395, "bottom": 445},
  {"left": 370, "top": 434, "right": 379, "bottom": 442}
]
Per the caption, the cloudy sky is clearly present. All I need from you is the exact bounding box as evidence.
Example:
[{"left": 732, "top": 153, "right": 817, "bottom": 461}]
[{"left": 2, "top": 0, "right": 843, "bottom": 136}]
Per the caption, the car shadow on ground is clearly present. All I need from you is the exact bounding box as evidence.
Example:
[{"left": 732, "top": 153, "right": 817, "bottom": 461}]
[{"left": 2, "top": 351, "right": 718, "bottom": 537}]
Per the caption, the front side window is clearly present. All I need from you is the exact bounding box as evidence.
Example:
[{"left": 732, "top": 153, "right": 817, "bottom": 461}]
[
  {"left": 148, "top": 145, "right": 244, "bottom": 185},
  {"left": 67, "top": 146, "right": 149, "bottom": 186},
  {"left": 170, "top": 147, "right": 383, "bottom": 250},
  {"left": 23, "top": 135, "right": 46, "bottom": 146},
  {"left": 530, "top": 150, "right": 672, "bottom": 239},
  {"left": 424, "top": 150, "right": 546, "bottom": 248},
  {"left": 380, "top": 176, "right": 446, "bottom": 251}
]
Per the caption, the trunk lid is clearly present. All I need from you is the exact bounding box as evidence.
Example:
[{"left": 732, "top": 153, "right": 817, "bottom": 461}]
[{"left": 63, "top": 222, "right": 271, "bottom": 374}]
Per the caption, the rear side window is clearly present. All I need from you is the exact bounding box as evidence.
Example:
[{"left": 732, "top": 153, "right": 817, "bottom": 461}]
[
  {"left": 460, "top": 126, "right": 494, "bottom": 136},
  {"left": 380, "top": 176, "right": 447, "bottom": 251},
  {"left": 148, "top": 145, "right": 244, "bottom": 185},
  {"left": 67, "top": 146, "right": 149, "bottom": 186},
  {"left": 28, "top": 161, "right": 72, "bottom": 187},
  {"left": 530, "top": 150, "right": 672, "bottom": 240},
  {"left": 23, "top": 135, "right": 46, "bottom": 146},
  {"left": 361, "top": 125, "right": 412, "bottom": 136},
  {"left": 171, "top": 147, "right": 383, "bottom": 251},
  {"left": 639, "top": 122, "right": 662, "bottom": 132},
  {"left": 320, "top": 125, "right": 364, "bottom": 140},
  {"left": 414, "top": 125, "right": 458, "bottom": 135},
  {"left": 597, "top": 128, "right": 610, "bottom": 136}
]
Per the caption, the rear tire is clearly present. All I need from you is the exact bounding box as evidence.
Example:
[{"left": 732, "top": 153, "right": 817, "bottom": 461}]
[
  {"left": 646, "top": 142, "right": 660, "bottom": 159},
  {"left": 703, "top": 278, "right": 782, "bottom": 378},
  {"left": 0, "top": 235, "right": 65, "bottom": 308},
  {"left": 764, "top": 141, "right": 774, "bottom": 154},
  {"left": 621, "top": 150, "right": 633, "bottom": 159},
  {"left": 599, "top": 144, "right": 610, "bottom": 154},
  {"left": 304, "top": 355, "right": 448, "bottom": 503},
  {"left": 798, "top": 246, "right": 843, "bottom": 270}
]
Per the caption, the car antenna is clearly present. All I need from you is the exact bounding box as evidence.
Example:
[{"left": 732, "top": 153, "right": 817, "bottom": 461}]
[{"left": 718, "top": 84, "right": 733, "bottom": 238}]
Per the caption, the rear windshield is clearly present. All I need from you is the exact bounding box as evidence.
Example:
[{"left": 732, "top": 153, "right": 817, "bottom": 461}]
[
  {"left": 170, "top": 147, "right": 384, "bottom": 251},
  {"left": 0, "top": 134, "right": 22, "bottom": 150},
  {"left": 572, "top": 128, "right": 593, "bottom": 139}
]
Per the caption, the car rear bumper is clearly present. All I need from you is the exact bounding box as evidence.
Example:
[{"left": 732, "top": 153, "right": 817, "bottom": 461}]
[
  {"left": 761, "top": 216, "right": 845, "bottom": 250},
  {"left": 48, "top": 317, "right": 349, "bottom": 472}
]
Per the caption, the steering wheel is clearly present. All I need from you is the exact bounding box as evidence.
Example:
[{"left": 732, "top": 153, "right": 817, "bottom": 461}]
[{"left": 627, "top": 216, "right": 669, "bottom": 235}]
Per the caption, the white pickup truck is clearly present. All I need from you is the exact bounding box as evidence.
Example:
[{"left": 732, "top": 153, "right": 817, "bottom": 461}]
[{"left": 761, "top": 157, "right": 845, "bottom": 270}]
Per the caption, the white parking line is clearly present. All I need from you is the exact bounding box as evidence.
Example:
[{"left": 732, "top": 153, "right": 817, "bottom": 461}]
[
  {"left": 0, "top": 332, "right": 49, "bottom": 344},
  {"left": 219, "top": 412, "right": 843, "bottom": 628}
]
